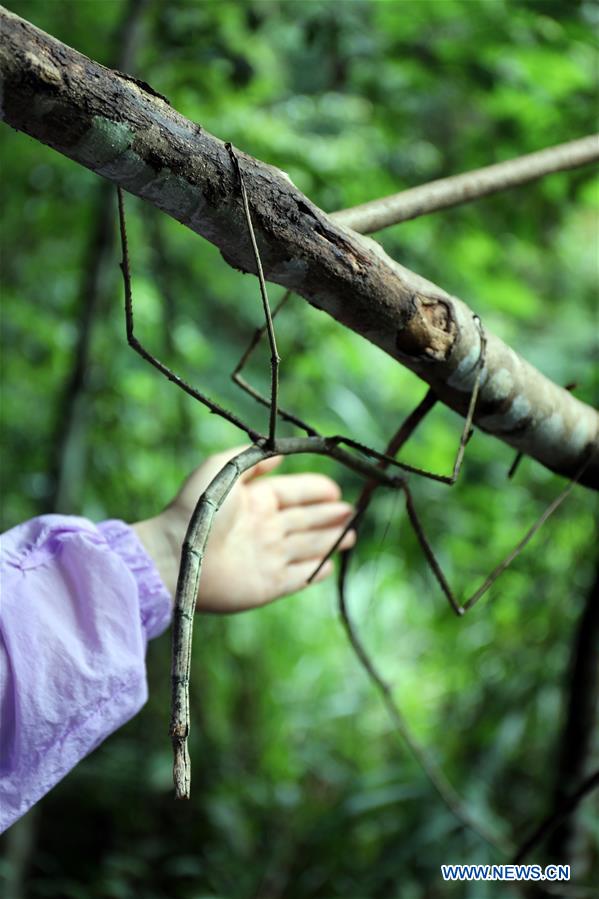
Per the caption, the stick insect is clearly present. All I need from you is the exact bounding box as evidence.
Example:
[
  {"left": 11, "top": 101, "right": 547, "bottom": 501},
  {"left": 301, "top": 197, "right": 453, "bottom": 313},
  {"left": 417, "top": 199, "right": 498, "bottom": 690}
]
[{"left": 115, "top": 144, "right": 586, "bottom": 854}]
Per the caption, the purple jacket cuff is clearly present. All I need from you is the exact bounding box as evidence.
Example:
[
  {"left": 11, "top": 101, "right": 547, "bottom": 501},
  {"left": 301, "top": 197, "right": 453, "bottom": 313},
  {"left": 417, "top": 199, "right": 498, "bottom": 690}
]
[{"left": 98, "top": 519, "right": 172, "bottom": 640}]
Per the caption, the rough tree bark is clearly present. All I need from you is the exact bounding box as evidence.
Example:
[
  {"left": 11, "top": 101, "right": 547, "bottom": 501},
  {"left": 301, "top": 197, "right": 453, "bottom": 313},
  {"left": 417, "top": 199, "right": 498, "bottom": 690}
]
[{"left": 1, "top": 7, "right": 597, "bottom": 488}]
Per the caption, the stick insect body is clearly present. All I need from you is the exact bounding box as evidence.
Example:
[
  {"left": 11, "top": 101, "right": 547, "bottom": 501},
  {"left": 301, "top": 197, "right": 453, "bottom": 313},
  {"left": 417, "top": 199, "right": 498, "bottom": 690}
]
[{"left": 115, "top": 146, "right": 587, "bottom": 854}]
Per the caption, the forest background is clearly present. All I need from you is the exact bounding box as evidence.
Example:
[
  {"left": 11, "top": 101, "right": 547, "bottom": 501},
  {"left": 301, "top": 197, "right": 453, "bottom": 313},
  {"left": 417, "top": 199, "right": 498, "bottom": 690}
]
[{"left": 0, "top": 1, "right": 598, "bottom": 897}]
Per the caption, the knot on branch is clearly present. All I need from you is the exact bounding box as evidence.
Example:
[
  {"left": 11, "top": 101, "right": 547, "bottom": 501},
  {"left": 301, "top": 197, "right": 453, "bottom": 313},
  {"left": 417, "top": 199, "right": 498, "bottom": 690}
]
[{"left": 396, "top": 293, "right": 456, "bottom": 360}]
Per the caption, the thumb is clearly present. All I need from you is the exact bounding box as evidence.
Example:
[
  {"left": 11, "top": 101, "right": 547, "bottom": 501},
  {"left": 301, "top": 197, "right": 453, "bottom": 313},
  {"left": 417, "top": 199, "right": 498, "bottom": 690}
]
[
  {"left": 241, "top": 454, "right": 283, "bottom": 482},
  {"left": 173, "top": 446, "right": 283, "bottom": 508},
  {"left": 200, "top": 446, "right": 283, "bottom": 483}
]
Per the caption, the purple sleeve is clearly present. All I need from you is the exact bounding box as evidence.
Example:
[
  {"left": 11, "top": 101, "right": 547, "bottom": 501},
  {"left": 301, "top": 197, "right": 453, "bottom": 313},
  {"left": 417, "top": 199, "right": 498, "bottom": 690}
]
[{"left": 0, "top": 515, "right": 172, "bottom": 832}]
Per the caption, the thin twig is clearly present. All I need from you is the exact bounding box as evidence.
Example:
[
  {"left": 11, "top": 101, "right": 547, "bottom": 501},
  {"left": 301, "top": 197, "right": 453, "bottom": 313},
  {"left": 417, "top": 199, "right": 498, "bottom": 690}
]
[
  {"left": 226, "top": 143, "right": 280, "bottom": 448},
  {"left": 332, "top": 135, "right": 599, "bottom": 233},
  {"left": 513, "top": 769, "right": 599, "bottom": 864},
  {"left": 337, "top": 551, "right": 511, "bottom": 854}
]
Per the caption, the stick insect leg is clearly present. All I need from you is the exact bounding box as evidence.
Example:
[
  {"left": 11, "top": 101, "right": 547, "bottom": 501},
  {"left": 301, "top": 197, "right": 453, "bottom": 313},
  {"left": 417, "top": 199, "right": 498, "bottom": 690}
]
[
  {"left": 116, "top": 188, "right": 262, "bottom": 442},
  {"left": 331, "top": 390, "right": 512, "bottom": 850},
  {"left": 402, "top": 453, "right": 591, "bottom": 616},
  {"left": 336, "top": 518, "right": 510, "bottom": 853},
  {"left": 308, "top": 389, "right": 438, "bottom": 582},
  {"left": 327, "top": 316, "right": 487, "bottom": 485},
  {"left": 508, "top": 383, "right": 578, "bottom": 481},
  {"left": 232, "top": 290, "right": 292, "bottom": 378},
  {"left": 229, "top": 272, "right": 485, "bottom": 487},
  {"left": 402, "top": 481, "right": 464, "bottom": 615},
  {"left": 231, "top": 290, "right": 319, "bottom": 436},
  {"left": 460, "top": 466, "right": 586, "bottom": 612},
  {"left": 226, "top": 143, "right": 280, "bottom": 448}
]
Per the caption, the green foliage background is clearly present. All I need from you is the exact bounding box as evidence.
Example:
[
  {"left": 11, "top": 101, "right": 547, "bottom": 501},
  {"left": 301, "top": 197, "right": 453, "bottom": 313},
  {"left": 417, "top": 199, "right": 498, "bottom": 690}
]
[{"left": 1, "top": 1, "right": 597, "bottom": 897}]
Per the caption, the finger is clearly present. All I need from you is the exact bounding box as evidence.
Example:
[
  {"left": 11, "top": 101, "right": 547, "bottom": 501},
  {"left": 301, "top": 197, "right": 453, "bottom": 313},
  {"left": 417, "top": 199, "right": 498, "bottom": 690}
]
[
  {"left": 284, "top": 526, "right": 356, "bottom": 563},
  {"left": 241, "top": 454, "right": 283, "bottom": 483},
  {"left": 280, "top": 501, "right": 354, "bottom": 535},
  {"left": 269, "top": 473, "right": 342, "bottom": 509},
  {"left": 281, "top": 558, "right": 335, "bottom": 595}
]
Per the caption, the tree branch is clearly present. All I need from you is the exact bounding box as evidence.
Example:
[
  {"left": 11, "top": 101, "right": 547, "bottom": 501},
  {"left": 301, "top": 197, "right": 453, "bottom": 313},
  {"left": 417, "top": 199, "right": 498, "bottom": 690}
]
[
  {"left": 331, "top": 135, "right": 599, "bottom": 233},
  {"left": 1, "top": 7, "right": 597, "bottom": 488}
]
